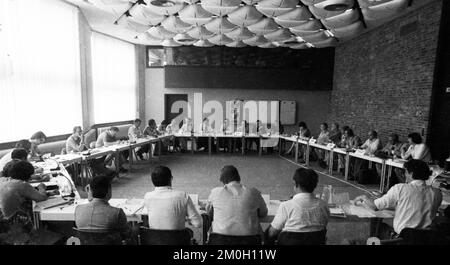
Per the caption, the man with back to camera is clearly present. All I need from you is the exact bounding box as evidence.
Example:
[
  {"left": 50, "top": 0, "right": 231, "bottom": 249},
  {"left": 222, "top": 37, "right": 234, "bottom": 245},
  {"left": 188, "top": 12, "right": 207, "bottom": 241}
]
[
  {"left": 75, "top": 175, "right": 132, "bottom": 242},
  {"left": 206, "top": 165, "right": 268, "bottom": 244}
]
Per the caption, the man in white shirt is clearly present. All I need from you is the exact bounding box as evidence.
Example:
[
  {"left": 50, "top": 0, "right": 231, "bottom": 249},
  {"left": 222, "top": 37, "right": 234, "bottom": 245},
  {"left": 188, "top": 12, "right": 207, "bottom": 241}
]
[
  {"left": 354, "top": 159, "right": 442, "bottom": 235},
  {"left": 360, "top": 130, "right": 382, "bottom": 156},
  {"left": 266, "top": 168, "right": 329, "bottom": 244},
  {"left": 144, "top": 166, "right": 202, "bottom": 230},
  {"left": 206, "top": 165, "right": 268, "bottom": 242},
  {"left": 95, "top": 127, "right": 128, "bottom": 173},
  {"left": 127, "top": 119, "right": 149, "bottom": 160},
  {"left": 66, "top": 126, "right": 86, "bottom": 153}
]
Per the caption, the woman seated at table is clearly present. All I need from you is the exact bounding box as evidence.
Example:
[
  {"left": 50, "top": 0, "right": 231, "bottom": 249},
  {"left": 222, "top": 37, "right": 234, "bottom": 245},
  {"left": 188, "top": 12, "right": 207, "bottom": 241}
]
[
  {"left": 29, "top": 131, "right": 47, "bottom": 160},
  {"left": 375, "top": 134, "right": 403, "bottom": 185},
  {"left": 218, "top": 119, "right": 232, "bottom": 152},
  {"left": 266, "top": 168, "right": 329, "bottom": 245},
  {"left": 197, "top": 117, "right": 213, "bottom": 152},
  {"left": 0, "top": 160, "right": 52, "bottom": 244},
  {"left": 337, "top": 128, "right": 362, "bottom": 178},
  {"left": 143, "top": 119, "right": 162, "bottom": 157},
  {"left": 285, "top": 122, "right": 311, "bottom": 161},
  {"left": 354, "top": 160, "right": 442, "bottom": 238}
]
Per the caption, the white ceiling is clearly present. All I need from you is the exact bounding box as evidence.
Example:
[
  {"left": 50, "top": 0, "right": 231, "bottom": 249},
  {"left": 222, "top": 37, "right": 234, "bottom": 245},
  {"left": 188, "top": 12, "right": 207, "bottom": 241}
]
[{"left": 65, "top": 0, "right": 430, "bottom": 49}]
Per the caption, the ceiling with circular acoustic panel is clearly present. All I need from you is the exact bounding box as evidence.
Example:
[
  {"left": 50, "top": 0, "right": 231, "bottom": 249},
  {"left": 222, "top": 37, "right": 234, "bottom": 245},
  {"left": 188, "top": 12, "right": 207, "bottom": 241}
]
[{"left": 69, "top": 0, "right": 432, "bottom": 49}]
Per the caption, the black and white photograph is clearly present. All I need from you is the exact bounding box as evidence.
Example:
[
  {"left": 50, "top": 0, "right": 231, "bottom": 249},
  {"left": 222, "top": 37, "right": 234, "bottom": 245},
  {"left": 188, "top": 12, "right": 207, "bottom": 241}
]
[{"left": 0, "top": 0, "right": 449, "bottom": 262}]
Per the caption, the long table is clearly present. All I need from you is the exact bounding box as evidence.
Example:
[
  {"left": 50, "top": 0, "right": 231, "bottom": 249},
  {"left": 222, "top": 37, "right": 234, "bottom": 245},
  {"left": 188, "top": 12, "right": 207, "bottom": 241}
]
[{"left": 33, "top": 197, "right": 394, "bottom": 245}]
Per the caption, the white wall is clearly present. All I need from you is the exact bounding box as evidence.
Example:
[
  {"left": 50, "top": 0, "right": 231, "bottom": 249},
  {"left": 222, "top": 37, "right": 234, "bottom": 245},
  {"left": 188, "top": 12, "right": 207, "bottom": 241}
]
[{"left": 145, "top": 68, "right": 331, "bottom": 136}]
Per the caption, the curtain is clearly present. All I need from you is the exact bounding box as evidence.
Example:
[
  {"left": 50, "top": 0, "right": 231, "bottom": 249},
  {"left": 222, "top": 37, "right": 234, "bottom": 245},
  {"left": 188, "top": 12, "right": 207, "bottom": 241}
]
[
  {"left": 0, "top": 0, "right": 82, "bottom": 143},
  {"left": 90, "top": 32, "right": 137, "bottom": 124}
]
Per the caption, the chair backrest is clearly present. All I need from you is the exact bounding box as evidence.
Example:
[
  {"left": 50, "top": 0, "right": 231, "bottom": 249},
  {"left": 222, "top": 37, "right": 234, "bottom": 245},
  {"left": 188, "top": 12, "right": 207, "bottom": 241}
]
[
  {"left": 208, "top": 233, "right": 262, "bottom": 245},
  {"left": 277, "top": 230, "right": 327, "bottom": 245},
  {"left": 399, "top": 228, "right": 449, "bottom": 245},
  {"left": 138, "top": 227, "right": 192, "bottom": 245},
  {"left": 72, "top": 228, "right": 123, "bottom": 245}
]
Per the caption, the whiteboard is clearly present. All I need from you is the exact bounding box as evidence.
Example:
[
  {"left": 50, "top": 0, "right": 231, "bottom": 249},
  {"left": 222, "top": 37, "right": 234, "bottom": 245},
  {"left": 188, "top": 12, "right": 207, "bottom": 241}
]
[{"left": 280, "top": 101, "right": 296, "bottom": 125}]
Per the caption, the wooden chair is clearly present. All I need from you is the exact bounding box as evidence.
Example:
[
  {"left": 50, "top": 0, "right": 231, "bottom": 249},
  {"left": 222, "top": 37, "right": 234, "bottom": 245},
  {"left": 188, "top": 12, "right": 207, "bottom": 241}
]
[
  {"left": 207, "top": 233, "right": 262, "bottom": 245},
  {"left": 70, "top": 228, "right": 125, "bottom": 245},
  {"left": 138, "top": 227, "right": 193, "bottom": 245}
]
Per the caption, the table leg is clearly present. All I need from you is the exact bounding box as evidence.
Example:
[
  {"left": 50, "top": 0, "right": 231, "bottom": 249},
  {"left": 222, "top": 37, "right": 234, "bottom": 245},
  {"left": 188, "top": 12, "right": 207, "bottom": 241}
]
[
  {"left": 278, "top": 138, "right": 282, "bottom": 155},
  {"left": 345, "top": 153, "right": 350, "bottom": 181},
  {"left": 295, "top": 141, "right": 299, "bottom": 163},
  {"left": 259, "top": 136, "right": 262, "bottom": 156},
  {"left": 329, "top": 151, "right": 334, "bottom": 174},
  {"left": 380, "top": 161, "right": 386, "bottom": 193},
  {"left": 191, "top": 136, "right": 195, "bottom": 154},
  {"left": 208, "top": 137, "right": 212, "bottom": 156},
  {"left": 241, "top": 137, "right": 245, "bottom": 156},
  {"left": 129, "top": 147, "right": 133, "bottom": 173},
  {"left": 305, "top": 144, "right": 310, "bottom": 166}
]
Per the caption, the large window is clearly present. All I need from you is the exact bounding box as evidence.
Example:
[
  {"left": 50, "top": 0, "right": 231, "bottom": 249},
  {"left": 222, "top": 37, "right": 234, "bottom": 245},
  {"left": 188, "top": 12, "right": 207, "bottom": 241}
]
[
  {"left": 0, "top": 0, "right": 82, "bottom": 143},
  {"left": 91, "top": 32, "right": 137, "bottom": 124}
]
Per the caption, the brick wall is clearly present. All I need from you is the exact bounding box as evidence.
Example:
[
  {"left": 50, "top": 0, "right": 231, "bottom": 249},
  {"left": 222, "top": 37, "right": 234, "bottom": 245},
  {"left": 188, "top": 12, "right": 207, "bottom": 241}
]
[{"left": 328, "top": 0, "right": 443, "bottom": 145}]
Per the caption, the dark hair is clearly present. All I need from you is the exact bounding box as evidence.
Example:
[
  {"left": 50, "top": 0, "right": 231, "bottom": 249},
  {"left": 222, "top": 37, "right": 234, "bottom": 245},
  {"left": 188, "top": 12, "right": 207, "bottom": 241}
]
[
  {"left": 403, "top": 159, "right": 432, "bottom": 181},
  {"left": 109, "top": 127, "right": 119, "bottom": 132},
  {"left": 293, "top": 168, "right": 318, "bottom": 193},
  {"left": 148, "top": 119, "right": 156, "bottom": 127},
  {"left": 11, "top": 148, "right": 28, "bottom": 160},
  {"left": 14, "top": 140, "right": 31, "bottom": 152},
  {"left": 134, "top": 119, "right": 142, "bottom": 124},
  {"left": 344, "top": 128, "right": 355, "bottom": 137},
  {"left": 342, "top": 125, "right": 350, "bottom": 132},
  {"left": 332, "top": 123, "right": 339, "bottom": 129},
  {"left": 408, "top": 132, "right": 422, "bottom": 144},
  {"left": 390, "top": 133, "right": 399, "bottom": 143},
  {"left": 203, "top": 118, "right": 208, "bottom": 122},
  {"left": 30, "top": 131, "right": 46, "bottom": 141},
  {"left": 151, "top": 166, "right": 172, "bottom": 187},
  {"left": 369, "top": 130, "right": 378, "bottom": 138},
  {"left": 321, "top": 123, "right": 328, "bottom": 129},
  {"left": 219, "top": 165, "right": 241, "bottom": 184},
  {"left": 4, "top": 160, "right": 35, "bottom": 181},
  {"left": 298, "top": 122, "right": 307, "bottom": 128},
  {"left": 90, "top": 175, "right": 112, "bottom": 198},
  {"left": 73, "top": 126, "right": 82, "bottom": 133}
]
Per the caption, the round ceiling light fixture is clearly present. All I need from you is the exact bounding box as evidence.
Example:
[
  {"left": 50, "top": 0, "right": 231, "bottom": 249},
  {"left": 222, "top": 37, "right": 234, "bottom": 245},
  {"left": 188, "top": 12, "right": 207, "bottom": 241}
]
[{"left": 150, "top": 0, "right": 176, "bottom": 7}]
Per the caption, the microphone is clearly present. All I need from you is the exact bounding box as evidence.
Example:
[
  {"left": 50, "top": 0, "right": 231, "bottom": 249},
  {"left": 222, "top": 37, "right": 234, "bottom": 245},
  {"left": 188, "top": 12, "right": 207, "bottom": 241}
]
[{"left": 46, "top": 158, "right": 76, "bottom": 198}]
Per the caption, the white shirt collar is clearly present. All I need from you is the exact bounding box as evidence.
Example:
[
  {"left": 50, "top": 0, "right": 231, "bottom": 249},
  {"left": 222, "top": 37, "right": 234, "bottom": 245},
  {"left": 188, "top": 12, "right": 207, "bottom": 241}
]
[
  {"left": 154, "top": 186, "right": 172, "bottom": 191},
  {"left": 409, "top": 180, "right": 426, "bottom": 186},
  {"left": 293, "top": 193, "right": 314, "bottom": 199}
]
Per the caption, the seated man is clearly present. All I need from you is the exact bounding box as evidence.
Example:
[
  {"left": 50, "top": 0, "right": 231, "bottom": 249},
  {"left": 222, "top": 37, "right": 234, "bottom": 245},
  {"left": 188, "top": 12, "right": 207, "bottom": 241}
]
[
  {"left": 95, "top": 127, "right": 128, "bottom": 173},
  {"left": 75, "top": 175, "right": 131, "bottom": 241},
  {"left": 66, "top": 126, "right": 86, "bottom": 153},
  {"left": 0, "top": 140, "right": 32, "bottom": 173},
  {"left": 2, "top": 149, "right": 48, "bottom": 181},
  {"left": 144, "top": 166, "right": 202, "bottom": 230},
  {"left": 266, "top": 168, "right": 329, "bottom": 244},
  {"left": 206, "top": 165, "right": 267, "bottom": 243},
  {"left": 352, "top": 130, "right": 382, "bottom": 182},
  {"left": 354, "top": 160, "right": 442, "bottom": 237},
  {"left": 0, "top": 160, "right": 51, "bottom": 244},
  {"left": 315, "top": 123, "right": 330, "bottom": 168},
  {"left": 128, "top": 119, "right": 149, "bottom": 160}
]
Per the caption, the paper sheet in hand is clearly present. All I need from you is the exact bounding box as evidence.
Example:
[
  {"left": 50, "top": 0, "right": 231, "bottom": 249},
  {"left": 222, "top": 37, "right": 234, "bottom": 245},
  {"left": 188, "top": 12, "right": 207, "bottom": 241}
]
[{"left": 345, "top": 204, "right": 376, "bottom": 218}]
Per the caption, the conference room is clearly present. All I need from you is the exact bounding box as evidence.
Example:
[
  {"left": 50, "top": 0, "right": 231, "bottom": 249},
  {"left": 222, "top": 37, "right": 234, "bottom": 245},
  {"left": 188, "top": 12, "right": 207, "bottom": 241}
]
[{"left": 0, "top": 0, "right": 450, "bottom": 250}]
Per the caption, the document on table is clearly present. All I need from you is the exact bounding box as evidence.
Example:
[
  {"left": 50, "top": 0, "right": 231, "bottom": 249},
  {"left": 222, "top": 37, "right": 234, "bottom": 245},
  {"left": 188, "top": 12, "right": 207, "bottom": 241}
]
[
  {"left": 344, "top": 202, "right": 377, "bottom": 218},
  {"left": 111, "top": 199, "right": 144, "bottom": 215},
  {"left": 329, "top": 207, "right": 346, "bottom": 218}
]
